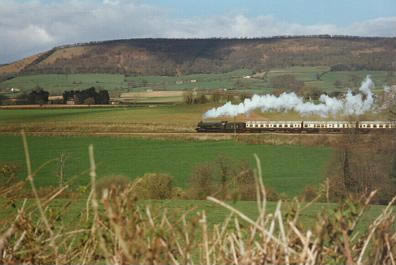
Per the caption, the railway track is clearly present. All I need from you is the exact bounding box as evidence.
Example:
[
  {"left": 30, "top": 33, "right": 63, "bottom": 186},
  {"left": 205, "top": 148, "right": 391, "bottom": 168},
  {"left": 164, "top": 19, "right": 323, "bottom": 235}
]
[{"left": 1, "top": 131, "right": 346, "bottom": 137}]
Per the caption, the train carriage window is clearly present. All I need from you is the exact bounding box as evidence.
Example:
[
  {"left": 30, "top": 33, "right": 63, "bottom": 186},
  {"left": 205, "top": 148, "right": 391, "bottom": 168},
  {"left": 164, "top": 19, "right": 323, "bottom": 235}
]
[
  {"left": 379, "top": 124, "right": 383, "bottom": 128},
  {"left": 373, "top": 124, "right": 377, "bottom": 128}
]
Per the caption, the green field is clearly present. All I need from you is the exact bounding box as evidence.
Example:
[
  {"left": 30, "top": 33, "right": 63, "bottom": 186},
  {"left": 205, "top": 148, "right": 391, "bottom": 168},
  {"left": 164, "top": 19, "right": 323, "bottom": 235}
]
[
  {"left": 0, "top": 103, "right": 387, "bottom": 134},
  {"left": 0, "top": 135, "right": 332, "bottom": 197},
  {"left": 1, "top": 67, "right": 394, "bottom": 96},
  {"left": 0, "top": 105, "right": 210, "bottom": 132},
  {"left": 0, "top": 197, "right": 388, "bottom": 233}
]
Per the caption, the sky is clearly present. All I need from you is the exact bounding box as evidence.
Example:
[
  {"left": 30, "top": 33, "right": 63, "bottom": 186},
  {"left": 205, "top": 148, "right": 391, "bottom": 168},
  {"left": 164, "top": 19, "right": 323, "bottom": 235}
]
[{"left": 1, "top": 0, "right": 396, "bottom": 64}]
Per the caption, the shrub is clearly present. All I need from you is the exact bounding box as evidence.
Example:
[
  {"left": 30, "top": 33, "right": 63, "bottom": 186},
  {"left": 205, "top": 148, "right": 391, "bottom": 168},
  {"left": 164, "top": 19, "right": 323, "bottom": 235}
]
[
  {"left": 188, "top": 163, "right": 215, "bottom": 199},
  {"left": 171, "top": 187, "right": 187, "bottom": 199},
  {"left": 136, "top": 173, "right": 173, "bottom": 199},
  {"left": 232, "top": 161, "right": 256, "bottom": 200},
  {"left": 0, "top": 163, "right": 19, "bottom": 186},
  {"left": 301, "top": 185, "right": 320, "bottom": 201},
  {"left": 96, "top": 175, "right": 130, "bottom": 198},
  {"left": 239, "top": 92, "right": 250, "bottom": 102}
]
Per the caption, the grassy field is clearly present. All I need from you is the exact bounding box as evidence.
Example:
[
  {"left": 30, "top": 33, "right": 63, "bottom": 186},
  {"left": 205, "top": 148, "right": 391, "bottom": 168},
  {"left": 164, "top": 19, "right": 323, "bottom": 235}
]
[
  {"left": 0, "top": 73, "right": 126, "bottom": 95},
  {"left": 0, "top": 135, "right": 332, "bottom": 197},
  {"left": 0, "top": 103, "right": 388, "bottom": 134},
  {"left": 0, "top": 105, "right": 208, "bottom": 132},
  {"left": 1, "top": 67, "right": 394, "bottom": 96}
]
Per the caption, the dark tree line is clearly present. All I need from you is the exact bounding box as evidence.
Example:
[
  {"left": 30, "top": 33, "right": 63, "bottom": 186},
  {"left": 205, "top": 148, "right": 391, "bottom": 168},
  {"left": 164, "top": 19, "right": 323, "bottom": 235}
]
[
  {"left": 28, "top": 88, "right": 49, "bottom": 104},
  {"left": 62, "top": 87, "right": 110, "bottom": 104}
]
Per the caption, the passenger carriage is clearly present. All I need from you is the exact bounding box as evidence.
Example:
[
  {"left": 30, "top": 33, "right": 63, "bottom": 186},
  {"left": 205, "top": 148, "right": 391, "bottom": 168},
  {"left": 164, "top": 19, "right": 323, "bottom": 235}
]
[{"left": 245, "top": 121, "right": 302, "bottom": 132}]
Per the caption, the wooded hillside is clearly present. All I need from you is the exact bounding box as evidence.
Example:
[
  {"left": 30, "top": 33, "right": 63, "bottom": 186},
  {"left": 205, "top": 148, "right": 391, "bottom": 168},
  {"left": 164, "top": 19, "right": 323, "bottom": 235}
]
[{"left": 2, "top": 36, "right": 396, "bottom": 76}]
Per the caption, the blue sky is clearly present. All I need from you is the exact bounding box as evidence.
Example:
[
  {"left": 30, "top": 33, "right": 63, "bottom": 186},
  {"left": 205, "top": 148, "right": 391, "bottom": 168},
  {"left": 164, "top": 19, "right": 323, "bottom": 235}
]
[{"left": 1, "top": 0, "right": 396, "bottom": 63}]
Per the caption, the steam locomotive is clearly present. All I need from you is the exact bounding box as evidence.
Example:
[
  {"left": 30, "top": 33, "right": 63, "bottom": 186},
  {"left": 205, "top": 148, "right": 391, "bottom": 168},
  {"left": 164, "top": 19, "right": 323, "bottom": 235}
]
[{"left": 196, "top": 120, "right": 396, "bottom": 133}]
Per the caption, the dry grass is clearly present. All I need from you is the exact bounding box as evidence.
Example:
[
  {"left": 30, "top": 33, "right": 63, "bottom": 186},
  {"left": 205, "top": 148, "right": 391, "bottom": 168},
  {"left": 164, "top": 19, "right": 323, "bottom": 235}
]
[{"left": 0, "top": 134, "right": 394, "bottom": 264}]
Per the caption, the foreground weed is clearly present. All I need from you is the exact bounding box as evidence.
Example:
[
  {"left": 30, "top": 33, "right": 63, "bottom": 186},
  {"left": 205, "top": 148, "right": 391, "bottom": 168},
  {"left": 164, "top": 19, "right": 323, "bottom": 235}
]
[{"left": 0, "top": 133, "right": 394, "bottom": 264}]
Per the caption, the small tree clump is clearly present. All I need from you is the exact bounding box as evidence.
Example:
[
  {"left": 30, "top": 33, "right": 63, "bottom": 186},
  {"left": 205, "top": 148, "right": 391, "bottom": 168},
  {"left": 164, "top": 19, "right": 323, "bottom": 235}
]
[
  {"left": 136, "top": 173, "right": 173, "bottom": 199},
  {"left": 182, "top": 91, "right": 194, "bottom": 104},
  {"left": 28, "top": 87, "right": 49, "bottom": 104},
  {"left": 211, "top": 91, "right": 222, "bottom": 103},
  {"left": 83, "top": 97, "right": 95, "bottom": 106}
]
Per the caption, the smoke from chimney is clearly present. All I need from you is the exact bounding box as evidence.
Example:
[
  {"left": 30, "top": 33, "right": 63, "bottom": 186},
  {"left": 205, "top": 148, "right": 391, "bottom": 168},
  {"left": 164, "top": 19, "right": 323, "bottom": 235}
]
[{"left": 203, "top": 75, "right": 376, "bottom": 118}]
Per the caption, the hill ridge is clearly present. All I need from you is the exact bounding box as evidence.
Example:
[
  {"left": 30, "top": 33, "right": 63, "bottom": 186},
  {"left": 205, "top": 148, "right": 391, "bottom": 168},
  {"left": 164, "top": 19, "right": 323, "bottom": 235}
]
[{"left": 2, "top": 36, "right": 396, "bottom": 76}]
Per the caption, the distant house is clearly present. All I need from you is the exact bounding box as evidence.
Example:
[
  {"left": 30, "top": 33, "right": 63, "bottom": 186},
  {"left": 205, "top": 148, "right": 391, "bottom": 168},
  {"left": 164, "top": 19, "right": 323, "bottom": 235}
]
[
  {"left": 66, "top": 99, "right": 75, "bottom": 105},
  {"left": 10, "top": 88, "right": 20, "bottom": 93},
  {"left": 48, "top": 96, "right": 63, "bottom": 104},
  {"left": 243, "top": 75, "right": 251, "bottom": 79},
  {"left": 176, "top": 80, "right": 183, "bottom": 85},
  {"left": 190, "top": 79, "right": 197, "bottom": 83}
]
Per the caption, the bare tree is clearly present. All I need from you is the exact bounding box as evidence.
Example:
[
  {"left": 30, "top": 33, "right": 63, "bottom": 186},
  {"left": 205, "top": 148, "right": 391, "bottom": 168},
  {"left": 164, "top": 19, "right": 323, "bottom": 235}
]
[{"left": 327, "top": 130, "right": 396, "bottom": 204}]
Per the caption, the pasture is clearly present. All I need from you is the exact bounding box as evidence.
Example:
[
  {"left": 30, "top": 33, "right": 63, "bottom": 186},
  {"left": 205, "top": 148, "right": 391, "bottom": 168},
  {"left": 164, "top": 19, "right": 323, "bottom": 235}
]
[
  {"left": 0, "top": 103, "right": 387, "bottom": 134},
  {"left": 0, "top": 135, "right": 332, "bottom": 197},
  {"left": 0, "top": 67, "right": 394, "bottom": 97}
]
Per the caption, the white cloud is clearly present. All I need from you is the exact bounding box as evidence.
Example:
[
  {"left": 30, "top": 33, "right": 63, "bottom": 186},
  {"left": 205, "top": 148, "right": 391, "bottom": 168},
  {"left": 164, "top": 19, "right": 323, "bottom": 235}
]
[
  {"left": 0, "top": 0, "right": 396, "bottom": 63},
  {"left": 103, "top": 0, "right": 119, "bottom": 6}
]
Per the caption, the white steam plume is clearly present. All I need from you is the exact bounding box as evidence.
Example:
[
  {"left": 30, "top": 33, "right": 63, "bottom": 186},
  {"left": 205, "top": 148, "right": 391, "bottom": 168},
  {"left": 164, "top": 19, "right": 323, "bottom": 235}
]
[{"left": 204, "top": 75, "right": 375, "bottom": 118}]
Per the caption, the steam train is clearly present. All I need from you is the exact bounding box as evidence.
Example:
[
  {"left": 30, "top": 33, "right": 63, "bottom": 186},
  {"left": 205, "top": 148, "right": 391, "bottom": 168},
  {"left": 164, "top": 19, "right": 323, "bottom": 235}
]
[{"left": 196, "top": 120, "right": 396, "bottom": 133}]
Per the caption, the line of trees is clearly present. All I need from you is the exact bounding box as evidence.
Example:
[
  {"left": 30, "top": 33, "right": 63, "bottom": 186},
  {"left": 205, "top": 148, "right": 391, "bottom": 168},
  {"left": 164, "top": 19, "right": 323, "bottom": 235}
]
[
  {"left": 1, "top": 86, "right": 110, "bottom": 105},
  {"left": 62, "top": 87, "right": 110, "bottom": 104},
  {"left": 27, "top": 88, "right": 49, "bottom": 104}
]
